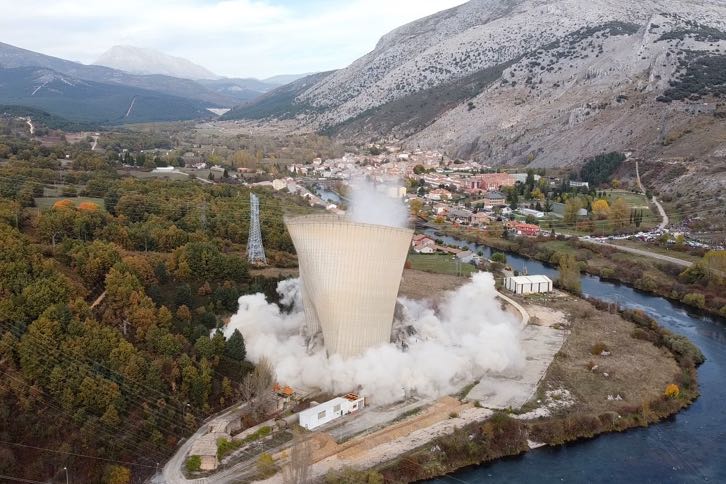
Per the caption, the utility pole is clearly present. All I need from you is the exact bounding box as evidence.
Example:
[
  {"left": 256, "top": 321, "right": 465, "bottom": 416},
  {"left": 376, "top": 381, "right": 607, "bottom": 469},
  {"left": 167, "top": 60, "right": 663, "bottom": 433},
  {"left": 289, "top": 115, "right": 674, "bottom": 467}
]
[{"left": 63, "top": 466, "right": 69, "bottom": 484}]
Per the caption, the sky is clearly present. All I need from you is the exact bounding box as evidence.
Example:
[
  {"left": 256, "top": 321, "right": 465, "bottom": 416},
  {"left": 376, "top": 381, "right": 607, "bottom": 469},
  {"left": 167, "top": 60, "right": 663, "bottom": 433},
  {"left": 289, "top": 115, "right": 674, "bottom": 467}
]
[{"left": 0, "top": 0, "right": 468, "bottom": 79}]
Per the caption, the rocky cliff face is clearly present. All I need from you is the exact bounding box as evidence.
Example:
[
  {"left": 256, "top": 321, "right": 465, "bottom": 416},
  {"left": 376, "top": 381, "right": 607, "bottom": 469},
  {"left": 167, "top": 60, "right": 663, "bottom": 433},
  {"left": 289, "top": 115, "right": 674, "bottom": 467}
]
[{"left": 225, "top": 0, "right": 726, "bottom": 172}]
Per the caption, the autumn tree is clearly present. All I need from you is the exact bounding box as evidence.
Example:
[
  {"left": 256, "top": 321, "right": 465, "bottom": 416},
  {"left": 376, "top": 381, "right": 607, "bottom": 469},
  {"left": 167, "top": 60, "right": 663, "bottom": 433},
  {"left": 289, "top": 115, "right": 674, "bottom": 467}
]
[
  {"left": 564, "top": 198, "right": 582, "bottom": 224},
  {"left": 610, "top": 197, "right": 629, "bottom": 229},
  {"left": 557, "top": 253, "right": 581, "bottom": 294},
  {"left": 282, "top": 434, "right": 313, "bottom": 484},
  {"left": 592, "top": 199, "right": 610, "bottom": 220}
]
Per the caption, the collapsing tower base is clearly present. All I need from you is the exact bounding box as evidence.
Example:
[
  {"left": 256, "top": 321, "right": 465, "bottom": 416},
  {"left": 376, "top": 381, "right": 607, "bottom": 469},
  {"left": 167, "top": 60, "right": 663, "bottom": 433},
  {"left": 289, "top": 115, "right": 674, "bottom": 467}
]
[{"left": 285, "top": 215, "right": 413, "bottom": 359}]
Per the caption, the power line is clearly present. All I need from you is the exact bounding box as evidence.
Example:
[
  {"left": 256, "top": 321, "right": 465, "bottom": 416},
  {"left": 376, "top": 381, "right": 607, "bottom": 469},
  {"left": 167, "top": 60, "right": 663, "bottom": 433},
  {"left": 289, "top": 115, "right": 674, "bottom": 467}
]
[
  {"left": 0, "top": 439, "right": 157, "bottom": 469},
  {"left": 0, "top": 474, "right": 48, "bottom": 484},
  {"left": 0, "top": 368, "right": 167, "bottom": 465}
]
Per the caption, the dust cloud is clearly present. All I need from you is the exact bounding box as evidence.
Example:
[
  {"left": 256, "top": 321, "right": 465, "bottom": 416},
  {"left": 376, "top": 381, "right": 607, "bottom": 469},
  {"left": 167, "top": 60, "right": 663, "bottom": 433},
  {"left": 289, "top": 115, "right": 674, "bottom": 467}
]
[{"left": 222, "top": 273, "right": 524, "bottom": 404}]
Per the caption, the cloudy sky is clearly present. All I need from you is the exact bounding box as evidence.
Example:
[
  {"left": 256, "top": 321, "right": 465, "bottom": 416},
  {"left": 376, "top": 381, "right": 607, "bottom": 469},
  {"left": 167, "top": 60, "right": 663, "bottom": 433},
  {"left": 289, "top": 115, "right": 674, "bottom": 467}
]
[{"left": 0, "top": 0, "right": 467, "bottom": 79}]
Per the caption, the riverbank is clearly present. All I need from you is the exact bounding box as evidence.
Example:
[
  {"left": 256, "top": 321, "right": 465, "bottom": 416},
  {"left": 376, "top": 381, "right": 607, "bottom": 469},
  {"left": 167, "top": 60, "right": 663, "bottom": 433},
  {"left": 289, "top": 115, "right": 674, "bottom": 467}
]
[
  {"left": 425, "top": 224, "right": 726, "bottom": 319},
  {"left": 367, "top": 294, "right": 702, "bottom": 483}
]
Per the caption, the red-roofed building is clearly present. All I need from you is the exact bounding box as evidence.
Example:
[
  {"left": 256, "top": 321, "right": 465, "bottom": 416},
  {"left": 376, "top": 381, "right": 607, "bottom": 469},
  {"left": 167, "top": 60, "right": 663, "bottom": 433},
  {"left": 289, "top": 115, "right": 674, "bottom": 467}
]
[{"left": 508, "top": 222, "right": 541, "bottom": 237}]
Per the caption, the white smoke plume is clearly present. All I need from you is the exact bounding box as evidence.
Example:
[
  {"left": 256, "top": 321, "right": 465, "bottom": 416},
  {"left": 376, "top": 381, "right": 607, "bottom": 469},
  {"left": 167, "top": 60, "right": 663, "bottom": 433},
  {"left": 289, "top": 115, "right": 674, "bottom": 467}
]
[
  {"left": 222, "top": 272, "right": 525, "bottom": 404},
  {"left": 346, "top": 178, "right": 409, "bottom": 229}
]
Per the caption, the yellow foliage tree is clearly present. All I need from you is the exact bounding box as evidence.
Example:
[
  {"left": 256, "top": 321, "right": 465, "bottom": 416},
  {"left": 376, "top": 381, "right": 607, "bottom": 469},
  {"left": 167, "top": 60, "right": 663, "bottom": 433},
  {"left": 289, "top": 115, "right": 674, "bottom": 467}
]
[
  {"left": 52, "top": 199, "right": 74, "bottom": 210},
  {"left": 592, "top": 199, "right": 610, "bottom": 220}
]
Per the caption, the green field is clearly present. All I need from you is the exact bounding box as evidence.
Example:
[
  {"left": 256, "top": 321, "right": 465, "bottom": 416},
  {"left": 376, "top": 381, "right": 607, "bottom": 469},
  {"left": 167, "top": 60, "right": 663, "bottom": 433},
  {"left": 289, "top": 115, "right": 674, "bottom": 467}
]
[
  {"left": 34, "top": 197, "right": 106, "bottom": 211},
  {"left": 602, "top": 190, "right": 652, "bottom": 209},
  {"left": 407, "top": 254, "right": 477, "bottom": 277}
]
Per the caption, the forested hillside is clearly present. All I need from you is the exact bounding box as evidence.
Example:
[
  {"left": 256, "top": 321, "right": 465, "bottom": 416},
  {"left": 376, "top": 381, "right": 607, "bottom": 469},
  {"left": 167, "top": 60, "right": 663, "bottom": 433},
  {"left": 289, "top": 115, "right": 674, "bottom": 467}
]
[{"left": 0, "top": 125, "right": 311, "bottom": 482}]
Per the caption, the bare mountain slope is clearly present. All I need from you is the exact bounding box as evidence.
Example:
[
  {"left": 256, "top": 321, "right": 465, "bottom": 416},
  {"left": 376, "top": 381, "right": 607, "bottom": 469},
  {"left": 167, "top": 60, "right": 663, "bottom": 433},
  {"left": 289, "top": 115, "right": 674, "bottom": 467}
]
[{"left": 225, "top": 0, "right": 726, "bottom": 171}]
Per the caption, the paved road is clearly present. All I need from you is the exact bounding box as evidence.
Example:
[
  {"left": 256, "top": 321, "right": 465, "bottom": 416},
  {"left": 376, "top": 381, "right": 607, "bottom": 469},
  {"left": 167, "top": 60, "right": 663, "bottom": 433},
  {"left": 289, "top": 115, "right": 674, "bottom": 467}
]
[
  {"left": 585, "top": 240, "right": 693, "bottom": 268},
  {"left": 156, "top": 402, "right": 249, "bottom": 484}
]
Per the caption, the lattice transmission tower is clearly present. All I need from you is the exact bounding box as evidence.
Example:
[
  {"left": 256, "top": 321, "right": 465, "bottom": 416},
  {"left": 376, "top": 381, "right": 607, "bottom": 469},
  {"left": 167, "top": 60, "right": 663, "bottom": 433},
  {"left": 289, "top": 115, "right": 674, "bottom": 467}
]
[{"left": 247, "top": 193, "right": 267, "bottom": 265}]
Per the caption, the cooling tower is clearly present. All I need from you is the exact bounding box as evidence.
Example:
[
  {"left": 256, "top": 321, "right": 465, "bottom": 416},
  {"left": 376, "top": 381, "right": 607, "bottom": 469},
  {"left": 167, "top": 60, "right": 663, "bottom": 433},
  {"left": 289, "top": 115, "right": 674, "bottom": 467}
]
[{"left": 286, "top": 215, "right": 414, "bottom": 359}]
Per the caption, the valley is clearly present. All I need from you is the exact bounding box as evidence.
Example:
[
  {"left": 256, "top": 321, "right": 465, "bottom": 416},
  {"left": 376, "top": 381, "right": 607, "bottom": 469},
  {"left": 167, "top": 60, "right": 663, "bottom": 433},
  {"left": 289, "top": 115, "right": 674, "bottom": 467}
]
[{"left": 1, "top": 1, "right": 725, "bottom": 483}]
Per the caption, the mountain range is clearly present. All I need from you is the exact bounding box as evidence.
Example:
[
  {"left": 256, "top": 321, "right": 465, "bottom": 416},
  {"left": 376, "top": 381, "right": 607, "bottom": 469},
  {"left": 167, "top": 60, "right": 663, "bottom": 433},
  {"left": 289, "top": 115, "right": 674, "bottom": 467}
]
[
  {"left": 0, "top": 42, "right": 309, "bottom": 124},
  {"left": 94, "top": 45, "right": 223, "bottom": 80}
]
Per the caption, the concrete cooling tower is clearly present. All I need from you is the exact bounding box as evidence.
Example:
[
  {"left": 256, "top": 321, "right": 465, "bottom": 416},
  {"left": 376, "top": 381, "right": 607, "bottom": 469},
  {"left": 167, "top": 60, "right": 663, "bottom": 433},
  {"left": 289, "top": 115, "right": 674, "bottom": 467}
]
[{"left": 285, "top": 215, "right": 414, "bottom": 359}]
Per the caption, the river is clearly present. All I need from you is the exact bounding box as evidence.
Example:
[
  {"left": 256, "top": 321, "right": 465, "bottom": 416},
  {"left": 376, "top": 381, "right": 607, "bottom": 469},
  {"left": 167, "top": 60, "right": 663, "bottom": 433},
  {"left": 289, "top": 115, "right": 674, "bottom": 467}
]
[{"left": 424, "top": 229, "right": 726, "bottom": 483}]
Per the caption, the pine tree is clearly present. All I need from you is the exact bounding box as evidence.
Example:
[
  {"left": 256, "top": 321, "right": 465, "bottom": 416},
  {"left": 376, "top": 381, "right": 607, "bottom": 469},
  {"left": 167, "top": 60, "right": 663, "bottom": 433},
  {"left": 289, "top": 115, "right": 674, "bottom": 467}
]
[{"left": 225, "top": 329, "right": 246, "bottom": 361}]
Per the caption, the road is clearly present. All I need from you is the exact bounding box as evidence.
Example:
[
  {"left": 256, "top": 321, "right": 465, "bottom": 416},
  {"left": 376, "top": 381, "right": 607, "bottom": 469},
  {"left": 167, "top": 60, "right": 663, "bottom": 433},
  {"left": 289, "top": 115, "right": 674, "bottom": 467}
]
[
  {"left": 585, "top": 240, "right": 693, "bottom": 268},
  {"left": 91, "top": 133, "right": 99, "bottom": 151},
  {"left": 25, "top": 117, "right": 34, "bottom": 135},
  {"left": 635, "top": 160, "right": 668, "bottom": 231},
  {"left": 156, "top": 402, "right": 249, "bottom": 484}
]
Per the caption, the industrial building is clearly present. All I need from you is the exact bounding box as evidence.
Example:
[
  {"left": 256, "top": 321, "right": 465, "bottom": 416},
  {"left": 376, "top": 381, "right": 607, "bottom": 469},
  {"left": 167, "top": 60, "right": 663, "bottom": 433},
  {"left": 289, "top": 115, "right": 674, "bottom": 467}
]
[
  {"left": 505, "top": 275, "right": 553, "bottom": 295},
  {"left": 285, "top": 214, "right": 413, "bottom": 359},
  {"left": 299, "top": 394, "right": 365, "bottom": 430}
]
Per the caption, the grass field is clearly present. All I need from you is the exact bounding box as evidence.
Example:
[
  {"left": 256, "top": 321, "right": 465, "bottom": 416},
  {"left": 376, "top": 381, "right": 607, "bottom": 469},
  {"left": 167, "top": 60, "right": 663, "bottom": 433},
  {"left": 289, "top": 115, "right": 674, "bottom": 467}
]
[
  {"left": 611, "top": 239, "right": 703, "bottom": 264},
  {"left": 602, "top": 190, "right": 651, "bottom": 209},
  {"left": 407, "top": 254, "right": 477, "bottom": 277},
  {"left": 34, "top": 197, "right": 106, "bottom": 211}
]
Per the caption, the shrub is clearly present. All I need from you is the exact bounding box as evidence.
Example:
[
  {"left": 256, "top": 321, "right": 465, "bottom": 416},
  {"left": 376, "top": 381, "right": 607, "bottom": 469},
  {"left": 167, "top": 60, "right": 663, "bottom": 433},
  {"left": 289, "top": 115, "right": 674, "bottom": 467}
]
[
  {"left": 665, "top": 384, "right": 680, "bottom": 399},
  {"left": 217, "top": 437, "right": 242, "bottom": 460},
  {"left": 491, "top": 252, "right": 507, "bottom": 264},
  {"left": 257, "top": 453, "right": 277, "bottom": 479},
  {"left": 682, "top": 293, "right": 706, "bottom": 308},
  {"left": 591, "top": 342, "right": 609, "bottom": 355},
  {"left": 449, "top": 412, "right": 460, "bottom": 419},
  {"left": 185, "top": 455, "right": 201, "bottom": 473}
]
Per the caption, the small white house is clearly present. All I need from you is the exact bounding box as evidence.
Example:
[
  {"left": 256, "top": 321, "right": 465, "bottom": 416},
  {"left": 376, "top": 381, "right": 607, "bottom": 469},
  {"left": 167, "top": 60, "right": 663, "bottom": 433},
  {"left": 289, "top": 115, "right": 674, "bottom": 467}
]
[
  {"left": 505, "top": 275, "right": 553, "bottom": 295},
  {"left": 299, "top": 394, "right": 365, "bottom": 430}
]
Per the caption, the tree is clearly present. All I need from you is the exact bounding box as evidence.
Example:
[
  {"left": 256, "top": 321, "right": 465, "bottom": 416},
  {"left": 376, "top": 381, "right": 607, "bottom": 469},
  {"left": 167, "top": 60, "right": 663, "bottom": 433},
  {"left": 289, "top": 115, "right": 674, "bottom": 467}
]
[
  {"left": 557, "top": 253, "right": 581, "bottom": 293},
  {"left": 282, "top": 434, "right": 313, "bottom": 484},
  {"left": 610, "top": 197, "right": 629, "bottom": 229},
  {"left": 699, "top": 250, "right": 726, "bottom": 286},
  {"left": 257, "top": 453, "right": 277, "bottom": 479},
  {"left": 409, "top": 199, "right": 423, "bottom": 216},
  {"left": 103, "top": 465, "right": 131, "bottom": 484},
  {"left": 491, "top": 252, "right": 507, "bottom": 264},
  {"left": 241, "top": 357, "right": 276, "bottom": 419},
  {"left": 225, "top": 329, "right": 246, "bottom": 361},
  {"left": 592, "top": 199, "right": 610, "bottom": 220},
  {"left": 564, "top": 198, "right": 581, "bottom": 224}
]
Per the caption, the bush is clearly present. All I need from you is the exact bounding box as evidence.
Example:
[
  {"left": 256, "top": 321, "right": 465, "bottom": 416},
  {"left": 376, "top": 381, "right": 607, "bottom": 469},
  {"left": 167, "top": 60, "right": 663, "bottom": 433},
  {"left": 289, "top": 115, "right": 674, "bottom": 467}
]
[
  {"left": 682, "top": 293, "right": 706, "bottom": 308},
  {"left": 217, "top": 437, "right": 243, "bottom": 460},
  {"left": 591, "top": 342, "right": 609, "bottom": 355},
  {"left": 185, "top": 455, "right": 201, "bottom": 472},
  {"left": 257, "top": 453, "right": 277, "bottom": 479},
  {"left": 491, "top": 252, "right": 507, "bottom": 264},
  {"left": 665, "top": 384, "right": 680, "bottom": 399}
]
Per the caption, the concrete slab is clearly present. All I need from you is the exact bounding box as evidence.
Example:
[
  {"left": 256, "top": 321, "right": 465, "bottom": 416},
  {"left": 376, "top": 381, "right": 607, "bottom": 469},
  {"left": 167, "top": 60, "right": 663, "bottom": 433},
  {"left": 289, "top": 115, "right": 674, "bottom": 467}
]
[{"left": 468, "top": 324, "right": 567, "bottom": 409}]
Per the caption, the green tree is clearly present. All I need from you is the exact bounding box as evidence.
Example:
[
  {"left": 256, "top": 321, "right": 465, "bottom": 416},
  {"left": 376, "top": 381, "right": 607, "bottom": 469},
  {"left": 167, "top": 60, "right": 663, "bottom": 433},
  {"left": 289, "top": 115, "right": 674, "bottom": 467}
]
[{"left": 225, "top": 329, "right": 246, "bottom": 361}]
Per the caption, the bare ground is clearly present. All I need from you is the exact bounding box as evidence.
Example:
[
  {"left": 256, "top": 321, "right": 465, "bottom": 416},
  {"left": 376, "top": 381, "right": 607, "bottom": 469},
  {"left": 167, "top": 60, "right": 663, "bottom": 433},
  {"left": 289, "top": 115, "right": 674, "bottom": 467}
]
[
  {"left": 527, "top": 293, "right": 680, "bottom": 415},
  {"left": 398, "top": 269, "right": 467, "bottom": 301}
]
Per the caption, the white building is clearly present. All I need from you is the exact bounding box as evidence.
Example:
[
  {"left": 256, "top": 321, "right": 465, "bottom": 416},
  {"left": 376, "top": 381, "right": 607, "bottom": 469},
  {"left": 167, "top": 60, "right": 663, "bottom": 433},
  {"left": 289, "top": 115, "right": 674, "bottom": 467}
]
[
  {"left": 505, "top": 275, "right": 553, "bottom": 295},
  {"left": 299, "top": 394, "right": 365, "bottom": 430},
  {"left": 519, "top": 208, "right": 546, "bottom": 219}
]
